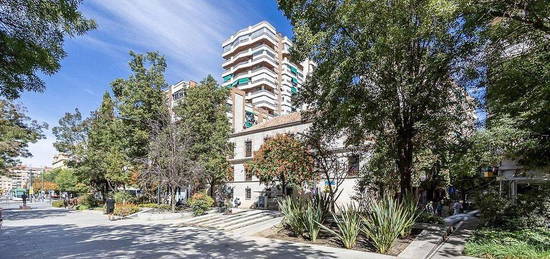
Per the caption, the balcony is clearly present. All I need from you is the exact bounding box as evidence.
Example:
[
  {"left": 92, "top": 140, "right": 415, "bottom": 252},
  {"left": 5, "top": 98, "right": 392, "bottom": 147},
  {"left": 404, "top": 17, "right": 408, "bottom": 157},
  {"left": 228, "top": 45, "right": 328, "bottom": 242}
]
[
  {"left": 222, "top": 54, "right": 278, "bottom": 77},
  {"left": 223, "top": 31, "right": 278, "bottom": 59}
]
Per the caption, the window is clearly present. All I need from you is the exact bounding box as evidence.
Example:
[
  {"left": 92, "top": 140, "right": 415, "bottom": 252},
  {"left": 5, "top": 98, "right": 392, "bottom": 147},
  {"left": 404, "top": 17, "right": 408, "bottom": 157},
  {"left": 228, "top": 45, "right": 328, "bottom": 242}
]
[
  {"left": 245, "top": 140, "right": 252, "bottom": 157},
  {"left": 245, "top": 187, "right": 252, "bottom": 200},
  {"left": 245, "top": 166, "right": 252, "bottom": 181},
  {"left": 348, "top": 155, "right": 360, "bottom": 175}
]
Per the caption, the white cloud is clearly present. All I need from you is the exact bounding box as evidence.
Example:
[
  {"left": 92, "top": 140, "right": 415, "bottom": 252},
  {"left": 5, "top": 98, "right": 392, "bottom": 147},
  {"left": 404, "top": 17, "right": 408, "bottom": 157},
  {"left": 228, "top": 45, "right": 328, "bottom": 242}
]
[
  {"left": 83, "top": 0, "right": 254, "bottom": 82},
  {"left": 19, "top": 134, "right": 56, "bottom": 167}
]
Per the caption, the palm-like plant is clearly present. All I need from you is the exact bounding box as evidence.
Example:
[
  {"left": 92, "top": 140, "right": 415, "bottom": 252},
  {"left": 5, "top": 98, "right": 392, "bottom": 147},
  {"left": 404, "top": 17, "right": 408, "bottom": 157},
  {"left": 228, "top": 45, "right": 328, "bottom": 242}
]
[
  {"left": 304, "top": 201, "right": 325, "bottom": 241},
  {"left": 361, "top": 196, "right": 420, "bottom": 254},
  {"left": 278, "top": 196, "right": 307, "bottom": 236},
  {"left": 318, "top": 203, "right": 362, "bottom": 249}
]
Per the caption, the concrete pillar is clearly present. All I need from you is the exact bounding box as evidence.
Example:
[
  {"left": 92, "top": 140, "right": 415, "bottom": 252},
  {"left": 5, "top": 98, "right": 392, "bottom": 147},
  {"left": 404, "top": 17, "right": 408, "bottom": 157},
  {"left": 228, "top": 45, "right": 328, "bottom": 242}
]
[{"left": 231, "top": 88, "right": 246, "bottom": 133}]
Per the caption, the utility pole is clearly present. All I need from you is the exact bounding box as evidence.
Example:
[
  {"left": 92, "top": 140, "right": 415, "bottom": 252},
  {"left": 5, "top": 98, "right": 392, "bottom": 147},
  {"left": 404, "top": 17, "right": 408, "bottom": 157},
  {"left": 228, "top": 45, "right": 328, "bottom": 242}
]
[{"left": 29, "top": 167, "right": 33, "bottom": 203}]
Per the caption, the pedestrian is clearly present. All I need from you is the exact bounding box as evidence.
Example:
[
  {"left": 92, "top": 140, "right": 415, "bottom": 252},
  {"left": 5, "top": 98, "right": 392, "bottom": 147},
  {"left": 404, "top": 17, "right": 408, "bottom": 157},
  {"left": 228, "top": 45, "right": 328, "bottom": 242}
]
[
  {"left": 233, "top": 197, "right": 241, "bottom": 208},
  {"left": 21, "top": 193, "right": 27, "bottom": 207},
  {"left": 435, "top": 201, "right": 443, "bottom": 217},
  {"left": 453, "top": 200, "right": 462, "bottom": 215},
  {"left": 425, "top": 201, "right": 434, "bottom": 214},
  {"left": 106, "top": 196, "right": 115, "bottom": 221}
]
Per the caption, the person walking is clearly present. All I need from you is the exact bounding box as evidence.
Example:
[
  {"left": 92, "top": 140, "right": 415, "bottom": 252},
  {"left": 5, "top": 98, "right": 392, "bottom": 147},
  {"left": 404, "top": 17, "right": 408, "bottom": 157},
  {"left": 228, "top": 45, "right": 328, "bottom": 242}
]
[
  {"left": 435, "top": 201, "right": 443, "bottom": 217},
  {"left": 105, "top": 196, "right": 115, "bottom": 221},
  {"left": 21, "top": 193, "right": 27, "bottom": 207},
  {"left": 425, "top": 201, "right": 434, "bottom": 214},
  {"left": 453, "top": 200, "right": 463, "bottom": 215}
]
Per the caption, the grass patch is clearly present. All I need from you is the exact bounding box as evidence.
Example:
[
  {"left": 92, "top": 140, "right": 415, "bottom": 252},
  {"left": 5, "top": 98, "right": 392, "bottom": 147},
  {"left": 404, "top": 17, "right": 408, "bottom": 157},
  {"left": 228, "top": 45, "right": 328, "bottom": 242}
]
[{"left": 464, "top": 227, "right": 550, "bottom": 258}]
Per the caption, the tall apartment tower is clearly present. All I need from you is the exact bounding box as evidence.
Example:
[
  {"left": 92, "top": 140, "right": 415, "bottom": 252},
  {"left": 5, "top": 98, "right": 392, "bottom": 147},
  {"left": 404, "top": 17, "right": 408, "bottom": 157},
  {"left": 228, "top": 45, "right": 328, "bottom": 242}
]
[{"left": 222, "top": 21, "right": 315, "bottom": 130}]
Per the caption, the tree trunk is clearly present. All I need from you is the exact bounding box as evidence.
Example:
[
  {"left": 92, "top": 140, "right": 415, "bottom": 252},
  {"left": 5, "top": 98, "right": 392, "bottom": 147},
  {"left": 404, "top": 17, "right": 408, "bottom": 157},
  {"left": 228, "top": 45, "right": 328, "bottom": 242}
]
[
  {"left": 397, "top": 130, "right": 414, "bottom": 198},
  {"left": 170, "top": 186, "right": 176, "bottom": 213}
]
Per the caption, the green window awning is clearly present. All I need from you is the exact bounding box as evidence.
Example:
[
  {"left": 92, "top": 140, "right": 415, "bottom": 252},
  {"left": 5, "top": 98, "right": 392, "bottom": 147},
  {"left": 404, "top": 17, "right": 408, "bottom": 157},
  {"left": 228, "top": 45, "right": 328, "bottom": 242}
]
[
  {"left": 238, "top": 77, "right": 250, "bottom": 84},
  {"left": 223, "top": 74, "right": 233, "bottom": 82},
  {"left": 291, "top": 77, "right": 298, "bottom": 84},
  {"left": 288, "top": 65, "right": 298, "bottom": 74},
  {"left": 290, "top": 87, "right": 298, "bottom": 94},
  {"left": 244, "top": 121, "right": 253, "bottom": 128}
]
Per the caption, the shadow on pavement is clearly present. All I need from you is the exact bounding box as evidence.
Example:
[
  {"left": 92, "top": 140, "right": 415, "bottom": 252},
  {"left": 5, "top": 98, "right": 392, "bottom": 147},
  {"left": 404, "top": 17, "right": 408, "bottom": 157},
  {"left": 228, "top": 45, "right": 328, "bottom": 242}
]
[
  {"left": 2, "top": 208, "right": 70, "bottom": 221},
  {"left": 0, "top": 222, "right": 338, "bottom": 258}
]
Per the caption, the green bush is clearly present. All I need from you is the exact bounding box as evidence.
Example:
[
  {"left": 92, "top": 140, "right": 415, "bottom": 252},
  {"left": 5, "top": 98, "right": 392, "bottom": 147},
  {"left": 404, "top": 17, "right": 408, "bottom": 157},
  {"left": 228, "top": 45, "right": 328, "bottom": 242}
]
[
  {"left": 113, "top": 191, "right": 136, "bottom": 204},
  {"left": 188, "top": 192, "right": 214, "bottom": 216},
  {"left": 139, "top": 203, "right": 172, "bottom": 210},
  {"left": 304, "top": 201, "right": 325, "bottom": 241},
  {"left": 361, "top": 196, "right": 420, "bottom": 254},
  {"left": 465, "top": 227, "right": 550, "bottom": 258},
  {"left": 278, "top": 196, "right": 308, "bottom": 236},
  {"left": 75, "top": 204, "right": 89, "bottom": 210},
  {"left": 52, "top": 200, "right": 64, "bottom": 207},
  {"left": 319, "top": 203, "right": 362, "bottom": 249},
  {"left": 416, "top": 211, "right": 445, "bottom": 225},
  {"left": 475, "top": 185, "right": 550, "bottom": 230},
  {"left": 77, "top": 194, "right": 98, "bottom": 208},
  {"left": 113, "top": 203, "right": 140, "bottom": 217}
]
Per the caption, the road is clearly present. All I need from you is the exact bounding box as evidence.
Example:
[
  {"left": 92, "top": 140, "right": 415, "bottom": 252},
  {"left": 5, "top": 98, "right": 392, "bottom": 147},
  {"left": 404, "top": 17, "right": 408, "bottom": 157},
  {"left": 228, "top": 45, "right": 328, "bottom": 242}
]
[{"left": 0, "top": 202, "right": 388, "bottom": 259}]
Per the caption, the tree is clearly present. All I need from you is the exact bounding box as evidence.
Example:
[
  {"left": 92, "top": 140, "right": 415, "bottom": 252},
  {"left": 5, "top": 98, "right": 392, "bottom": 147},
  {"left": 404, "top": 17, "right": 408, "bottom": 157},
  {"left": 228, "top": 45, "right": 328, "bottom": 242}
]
[
  {"left": 111, "top": 51, "right": 169, "bottom": 164},
  {"left": 0, "top": 100, "right": 47, "bottom": 174},
  {"left": 278, "top": 0, "right": 477, "bottom": 196},
  {"left": 34, "top": 180, "right": 59, "bottom": 192},
  {"left": 79, "top": 92, "right": 129, "bottom": 197},
  {"left": 0, "top": 0, "right": 96, "bottom": 99},
  {"left": 174, "top": 75, "right": 232, "bottom": 198},
  {"left": 462, "top": 0, "right": 550, "bottom": 169},
  {"left": 304, "top": 132, "right": 362, "bottom": 212},
  {"left": 144, "top": 109, "right": 204, "bottom": 212},
  {"left": 53, "top": 168, "right": 87, "bottom": 193},
  {"left": 52, "top": 108, "right": 88, "bottom": 162},
  {"left": 246, "top": 134, "right": 315, "bottom": 196}
]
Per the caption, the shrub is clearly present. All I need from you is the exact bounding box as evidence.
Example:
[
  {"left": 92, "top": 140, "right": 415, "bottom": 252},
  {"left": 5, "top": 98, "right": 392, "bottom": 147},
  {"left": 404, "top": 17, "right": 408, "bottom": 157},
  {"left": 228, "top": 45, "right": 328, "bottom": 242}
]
[
  {"left": 464, "top": 227, "right": 550, "bottom": 258},
  {"left": 475, "top": 185, "right": 550, "bottom": 230},
  {"left": 188, "top": 192, "right": 214, "bottom": 216},
  {"left": 52, "top": 200, "right": 64, "bottom": 208},
  {"left": 416, "top": 211, "right": 445, "bottom": 225},
  {"left": 113, "top": 191, "right": 136, "bottom": 204},
  {"left": 361, "top": 196, "right": 420, "bottom": 254},
  {"left": 113, "top": 203, "right": 140, "bottom": 217},
  {"left": 319, "top": 203, "right": 362, "bottom": 249},
  {"left": 304, "top": 201, "right": 325, "bottom": 241},
  {"left": 75, "top": 204, "right": 89, "bottom": 210},
  {"left": 139, "top": 203, "right": 172, "bottom": 210},
  {"left": 77, "top": 194, "right": 98, "bottom": 208},
  {"left": 278, "top": 196, "right": 308, "bottom": 236}
]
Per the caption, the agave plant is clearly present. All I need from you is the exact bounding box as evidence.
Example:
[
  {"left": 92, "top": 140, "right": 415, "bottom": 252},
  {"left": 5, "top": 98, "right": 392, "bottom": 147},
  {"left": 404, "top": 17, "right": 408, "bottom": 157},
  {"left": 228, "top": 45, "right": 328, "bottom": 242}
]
[
  {"left": 278, "top": 196, "right": 307, "bottom": 236},
  {"left": 318, "top": 203, "right": 362, "bottom": 249},
  {"left": 303, "top": 201, "right": 325, "bottom": 241},
  {"left": 361, "top": 196, "right": 420, "bottom": 254}
]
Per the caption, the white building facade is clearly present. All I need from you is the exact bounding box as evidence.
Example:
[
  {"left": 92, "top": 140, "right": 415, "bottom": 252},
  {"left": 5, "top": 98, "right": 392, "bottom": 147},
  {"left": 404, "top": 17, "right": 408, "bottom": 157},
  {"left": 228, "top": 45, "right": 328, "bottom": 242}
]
[
  {"left": 222, "top": 21, "right": 315, "bottom": 130},
  {"left": 227, "top": 95, "right": 364, "bottom": 209}
]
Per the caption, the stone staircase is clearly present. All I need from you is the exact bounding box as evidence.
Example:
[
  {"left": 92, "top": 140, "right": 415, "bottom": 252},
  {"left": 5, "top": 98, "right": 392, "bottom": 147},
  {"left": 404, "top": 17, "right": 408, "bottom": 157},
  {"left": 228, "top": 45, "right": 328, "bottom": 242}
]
[{"left": 180, "top": 209, "right": 282, "bottom": 235}]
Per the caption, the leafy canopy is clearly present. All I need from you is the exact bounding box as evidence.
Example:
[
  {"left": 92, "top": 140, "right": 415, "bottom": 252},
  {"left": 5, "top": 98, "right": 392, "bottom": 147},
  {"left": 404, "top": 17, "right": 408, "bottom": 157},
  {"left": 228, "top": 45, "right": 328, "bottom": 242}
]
[
  {"left": 0, "top": 0, "right": 96, "bottom": 99},
  {"left": 246, "top": 134, "right": 315, "bottom": 194}
]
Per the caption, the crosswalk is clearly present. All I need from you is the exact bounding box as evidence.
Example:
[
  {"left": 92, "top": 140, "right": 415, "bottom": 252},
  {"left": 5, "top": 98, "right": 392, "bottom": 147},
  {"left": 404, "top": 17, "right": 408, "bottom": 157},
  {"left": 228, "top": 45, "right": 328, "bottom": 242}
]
[{"left": 180, "top": 209, "right": 282, "bottom": 235}]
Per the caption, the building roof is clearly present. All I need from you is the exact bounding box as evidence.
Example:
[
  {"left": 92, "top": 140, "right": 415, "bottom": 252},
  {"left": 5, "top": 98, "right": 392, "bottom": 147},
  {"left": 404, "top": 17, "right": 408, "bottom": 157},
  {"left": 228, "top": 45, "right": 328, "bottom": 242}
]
[{"left": 241, "top": 112, "right": 304, "bottom": 133}]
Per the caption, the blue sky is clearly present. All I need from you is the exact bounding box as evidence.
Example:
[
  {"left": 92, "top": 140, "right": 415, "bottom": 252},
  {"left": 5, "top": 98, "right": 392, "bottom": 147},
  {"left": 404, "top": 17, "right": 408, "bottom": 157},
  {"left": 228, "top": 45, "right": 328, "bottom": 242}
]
[{"left": 19, "top": 0, "right": 293, "bottom": 167}]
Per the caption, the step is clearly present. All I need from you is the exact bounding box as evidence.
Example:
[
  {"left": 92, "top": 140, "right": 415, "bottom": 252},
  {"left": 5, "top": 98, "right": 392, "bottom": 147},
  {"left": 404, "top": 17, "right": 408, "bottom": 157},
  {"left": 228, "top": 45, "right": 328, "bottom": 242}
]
[
  {"left": 215, "top": 213, "right": 276, "bottom": 229},
  {"left": 222, "top": 214, "right": 278, "bottom": 231},
  {"left": 180, "top": 212, "right": 223, "bottom": 224},
  {"left": 194, "top": 210, "right": 265, "bottom": 226},
  {"left": 230, "top": 217, "right": 282, "bottom": 236}
]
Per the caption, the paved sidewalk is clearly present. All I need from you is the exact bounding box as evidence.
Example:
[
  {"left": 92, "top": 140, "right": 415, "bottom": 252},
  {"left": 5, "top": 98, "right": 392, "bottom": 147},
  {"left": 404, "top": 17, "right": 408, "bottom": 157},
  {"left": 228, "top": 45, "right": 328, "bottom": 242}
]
[
  {"left": 431, "top": 218, "right": 480, "bottom": 259},
  {"left": 0, "top": 207, "right": 395, "bottom": 258}
]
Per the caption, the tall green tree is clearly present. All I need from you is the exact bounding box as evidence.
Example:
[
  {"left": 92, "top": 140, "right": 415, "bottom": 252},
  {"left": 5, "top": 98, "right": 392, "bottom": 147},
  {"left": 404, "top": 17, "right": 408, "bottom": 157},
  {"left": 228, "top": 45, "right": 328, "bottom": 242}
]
[
  {"left": 80, "top": 92, "right": 129, "bottom": 194},
  {"left": 52, "top": 108, "right": 88, "bottom": 161},
  {"left": 0, "top": 0, "right": 96, "bottom": 99},
  {"left": 111, "top": 51, "right": 169, "bottom": 164},
  {"left": 175, "top": 75, "right": 232, "bottom": 197},
  {"left": 0, "top": 100, "right": 47, "bottom": 174},
  {"left": 463, "top": 0, "right": 550, "bottom": 169},
  {"left": 279, "top": 0, "right": 477, "bottom": 195}
]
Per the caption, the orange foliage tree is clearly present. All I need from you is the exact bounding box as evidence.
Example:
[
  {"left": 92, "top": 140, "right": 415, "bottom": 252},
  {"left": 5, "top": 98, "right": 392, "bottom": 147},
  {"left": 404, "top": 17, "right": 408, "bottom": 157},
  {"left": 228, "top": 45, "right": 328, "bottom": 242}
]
[
  {"left": 34, "top": 180, "right": 59, "bottom": 191},
  {"left": 245, "top": 134, "right": 315, "bottom": 195}
]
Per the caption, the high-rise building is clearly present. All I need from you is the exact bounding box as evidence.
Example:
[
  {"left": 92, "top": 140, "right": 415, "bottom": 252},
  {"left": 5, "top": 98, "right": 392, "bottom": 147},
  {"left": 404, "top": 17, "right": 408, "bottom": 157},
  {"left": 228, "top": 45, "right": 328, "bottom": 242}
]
[{"left": 222, "top": 21, "right": 315, "bottom": 129}]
